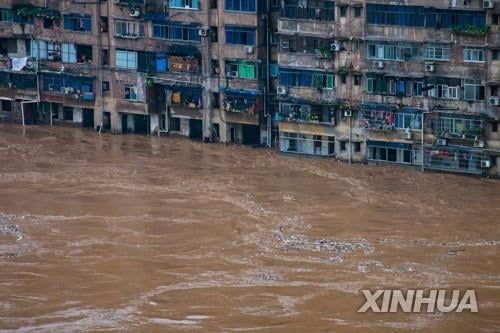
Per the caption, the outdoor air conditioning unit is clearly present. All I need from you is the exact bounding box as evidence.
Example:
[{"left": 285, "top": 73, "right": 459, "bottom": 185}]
[
  {"left": 277, "top": 86, "right": 288, "bottom": 95},
  {"left": 344, "top": 110, "right": 352, "bottom": 117},
  {"left": 437, "top": 138, "right": 447, "bottom": 146},
  {"left": 481, "top": 160, "right": 491, "bottom": 168},
  {"left": 129, "top": 8, "right": 141, "bottom": 17},
  {"left": 374, "top": 61, "right": 384, "bottom": 69},
  {"left": 244, "top": 46, "right": 254, "bottom": 54},
  {"left": 199, "top": 26, "right": 209, "bottom": 37},
  {"left": 483, "top": 0, "right": 494, "bottom": 8},
  {"left": 425, "top": 63, "right": 435, "bottom": 72},
  {"left": 474, "top": 139, "right": 485, "bottom": 148},
  {"left": 403, "top": 128, "right": 412, "bottom": 139},
  {"left": 331, "top": 42, "right": 341, "bottom": 52},
  {"left": 489, "top": 96, "right": 500, "bottom": 106}
]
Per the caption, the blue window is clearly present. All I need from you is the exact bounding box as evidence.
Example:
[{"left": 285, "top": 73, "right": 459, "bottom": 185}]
[
  {"left": 225, "top": 26, "right": 255, "bottom": 45},
  {"left": 43, "top": 73, "right": 93, "bottom": 92},
  {"left": 156, "top": 53, "right": 168, "bottom": 72},
  {"left": 366, "top": 4, "right": 485, "bottom": 29},
  {"left": 169, "top": 0, "right": 200, "bottom": 10},
  {"left": 279, "top": 69, "right": 334, "bottom": 89},
  {"left": 63, "top": 14, "right": 92, "bottom": 32},
  {"left": 225, "top": 0, "right": 256, "bottom": 12},
  {"left": 153, "top": 23, "right": 200, "bottom": 42}
]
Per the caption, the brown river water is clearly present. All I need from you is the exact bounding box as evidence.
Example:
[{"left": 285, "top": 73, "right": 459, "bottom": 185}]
[{"left": 0, "top": 124, "right": 499, "bottom": 332}]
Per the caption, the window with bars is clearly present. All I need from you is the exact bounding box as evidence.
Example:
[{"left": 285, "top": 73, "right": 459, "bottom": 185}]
[{"left": 116, "top": 49, "right": 138, "bottom": 69}]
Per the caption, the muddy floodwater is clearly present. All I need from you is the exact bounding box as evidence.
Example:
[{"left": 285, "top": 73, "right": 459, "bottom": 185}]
[{"left": 0, "top": 124, "right": 499, "bottom": 332}]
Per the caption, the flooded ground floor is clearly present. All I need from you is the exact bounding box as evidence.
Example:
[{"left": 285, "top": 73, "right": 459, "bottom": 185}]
[{"left": 0, "top": 124, "right": 499, "bottom": 332}]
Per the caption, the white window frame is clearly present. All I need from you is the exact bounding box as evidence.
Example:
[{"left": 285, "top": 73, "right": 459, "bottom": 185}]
[
  {"left": 424, "top": 44, "right": 450, "bottom": 61},
  {"left": 124, "top": 85, "right": 138, "bottom": 101},
  {"left": 116, "top": 50, "right": 137, "bottom": 69},
  {"left": 115, "top": 20, "right": 144, "bottom": 38},
  {"left": 463, "top": 47, "right": 485, "bottom": 63}
]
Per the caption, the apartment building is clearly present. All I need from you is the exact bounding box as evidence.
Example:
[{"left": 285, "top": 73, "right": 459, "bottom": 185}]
[
  {"left": 275, "top": 0, "right": 500, "bottom": 176},
  {"left": 0, "top": 0, "right": 270, "bottom": 144},
  {"left": 0, "top": 0, "right": 499, "bottom": 176}
]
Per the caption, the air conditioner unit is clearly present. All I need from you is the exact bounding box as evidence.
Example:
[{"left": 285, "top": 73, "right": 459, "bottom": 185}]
[
  {"left": 244, "top": 46, "right": 254, "bottom": 54},
  {"left": 331, "top": 42, "right": 341, "bottom": 52},
  {"left": 129, "top": 8, "right": 141, "bottom": 17},
  {"left": 489, "top": 96, "right": 500, "bottom": 106},
  {"left": 344, "top": 110, "right": 352, "bottom": 117},
  {"left": 223, "top": 102, "right": 231, "bottom": 110},
  {"left": 374, "top": 61, "right": 384, "bottom": 69},
  {"left": 425, "top": 63, "right": 435, "bottom": 72},
  {"left": 481, "top": 160, "right": 491, "bottom": 168},
  {"left": 403, "top": 129, "right": 412, "bottom": 139},
  {"left": 474, "top": 139, "right": 485, "bottom": 148},
  {"left": 277, "top": 86, "right": 288, "bottom": 95},
  {"left": 281, "top": 41, "right": 289, "bottom": 49},
  {"left": 198, "top": 26, "right": 209, "bottom": 37},
  {"left": 437, "top": 138, "right": 447, "bottom": 146},
  {"left": 483, "top": 0, "right": 494, "bottom": 8}
]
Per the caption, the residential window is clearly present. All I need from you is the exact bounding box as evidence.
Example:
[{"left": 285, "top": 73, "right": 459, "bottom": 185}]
[
  {"left": 116, "top": 49, "right": 138, "bottom": 69},
  {"left": 492, "top": 122, "right": 498, "bottom": 133},
  {"left": 492, "top": 50, "right": 499, "bottom": 61},
  {"left": 394, "top": 111, "right": 422, "bottom": 130},
  {"left": 42, "top": 73, "right": 93, "bottom": 93},
  {"left": 354, "top": 75, "right": 361, "bottom": 86},
  {"left": 226, "top": 61, "right": 256, "bottom": 79},
  {"left": 124, "top": 85, "right": 138, "bottom": 100},
  {"left": 100, "top": 17, "right": 108, "bottom": 33},
  {"left": 43, "top": 18, "right": 54, "bottom": 29},
  {"left": 353, "top": 142, "right": 361, "bottom": 152},
  {"left": 115, "top": 20, "right": 144, "bottom": 38},
  {"left": 463, "top": 79, "right": 485, "bottom": 101},
  {"left": 168, "top": 0, "right": 200, "bottom": 9},
  {"left": 281, "top": 0, "right": 335, "bottom": 21},
  {"left": 63, "top": 107, "right": 73, "bottom": 121},
  {"left": 428, "top": 84, "right": 460, "bottom": 99},
  {"left": 225, "top": 26, "right": 255, "bottom": 45},
  {"left": 367, "top": 42, "right": 419, "bottom": 61},
  {"left": 492, "top": 14, "right": 499, "bottom": 25},
  {"left": 153, "top": 23, "right": 200, "bottom": 42},
  {"left": 366, "top": 76, "right": 387, "bottom": 94},
  {"left": 171, "top": 117, "right": 181, "bottom": 131},
  {"left": 63, "top": 14, "right": 92, "bottom": 32},
  {"left": 340, "top": 140, "right": 347, "bottom": 151},
  {"left": 424, "top": 44, "right": 450, "bottom": 61},
  {"left": 353, "top": 40, "right": 360, "bottom": 51},
  {"left": 354, "top": 6, "right": 362, "bottom": 17},
  {"left": 366, "top": 4, "right": 486, "bottom": 29},
  {"left": 464, "top": 47, "right": 485, "bottom": 62},
  {"left": 339, "top": 5, "right": 348, "bottom": 17},
  {"left": 0, "top": 8, "right": 13, "bottom": 22},
  {"left": 62, "top": 43, "right": 76, "bottom": 63},
  {"left": 225, "top": 0, "right": 256, "bottom": 12},
  {"left": 340, "top": 74, "right": 347, "bottom": 84},
  {"left": 102, "top": 81, "right": 110, "bottom": 93}
]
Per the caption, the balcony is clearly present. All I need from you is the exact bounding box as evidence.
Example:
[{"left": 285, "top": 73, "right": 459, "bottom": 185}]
[{"left": 278, "top": 19, "right": 335, "bottom": 38}]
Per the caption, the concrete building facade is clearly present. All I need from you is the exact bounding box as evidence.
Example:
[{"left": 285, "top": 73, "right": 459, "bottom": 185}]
[{"left": 0, "top": 0, "right": 499, "bottom": 176}]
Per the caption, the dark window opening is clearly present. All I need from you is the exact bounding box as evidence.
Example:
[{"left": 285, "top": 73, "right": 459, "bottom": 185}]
[
  {"left": 102, "top": 81, "right": 110, "bottom": 93},
  {"left": 339, "top": 5, "right": 348, "bottom": 17},
  {"left": 1, "top": 100, "right": 12, "bottom": 112},
  {"left": 354, "top": 75, "right": 361, "bottom": 86},
  {"left": 492, "top": 121, "right": 498, "bottom": 133},
  {"left": 340, "top": 140, "right": 347, "bottom": 151},
  {"left": 43, "top": 18, "right": 54, "bottom": 29},
  {"left": 171, "top": 117, "right": 181, "bottom": 131},
  {"left": 100, "top": 17, "right": 108, "bottom": 33},
  {"left": 353, "top": 142, "right": 361, "bottom": 152},
  {"left": 354, "top": 6, "right": 362, "bottom": 17},
  {"left": 63, "top": 107, "right": 73, "bottom": 121}
]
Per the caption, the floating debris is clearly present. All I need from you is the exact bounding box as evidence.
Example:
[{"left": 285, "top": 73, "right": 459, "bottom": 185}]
[
  {"left": 274, "top": 229, "right": 373, "bottom": 255},
  {"left": 0, "top": 225, "right": 25, "bottom": 241}
]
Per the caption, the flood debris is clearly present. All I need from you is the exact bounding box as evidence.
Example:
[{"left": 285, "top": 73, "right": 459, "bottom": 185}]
[
  {"left": 274, "top": 228, "right": 373, "bottom": 255},
  {"left": 0, "top": 225, "right": 25, "bottom": 241}
]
